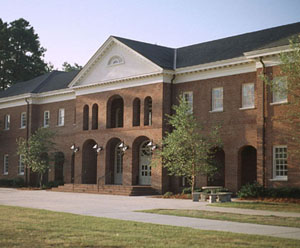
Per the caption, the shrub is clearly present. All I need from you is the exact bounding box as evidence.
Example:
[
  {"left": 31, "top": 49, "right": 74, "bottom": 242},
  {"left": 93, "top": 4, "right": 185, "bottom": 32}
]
[
  {"left": 0, "top": 178, "right": 25, "bottom": 187},
  {"left": 43, "top": 180, "right": 64, "bottom": 189},
  {"left": 238, "top": 182, "right": 300, "bottom": 199},
  {"left": 182, "top": 187, "right": 191, "bottom": 194},
  {"left": 0, "top": 179, "right": 14, "bottom": 187},
  {"left": 163, "top": 192, "right": 174, "bottom": 198},
  {"left": 237, "top": 182, "right": 265, "bottom": 198},
  {"left": 12, "top": 178, "right": 25, "bottom": 187}
]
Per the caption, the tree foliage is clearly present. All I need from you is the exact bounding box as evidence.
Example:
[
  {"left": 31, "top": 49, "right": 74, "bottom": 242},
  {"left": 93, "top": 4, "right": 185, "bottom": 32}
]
[
  {"left": 264, "top": 36, "right": 300, "bottom": 157},
  {"left": 62, "top": 62, "right": 82, "bottom": 72},
  {"left": 17, "top": 128, "right": 56, "bottom": 187},
  {"left": 156, "top": 96, "right": 222, "bottom": 193},
  {"left": 0, "top": 18, "right": 49, "bottom": 90}
]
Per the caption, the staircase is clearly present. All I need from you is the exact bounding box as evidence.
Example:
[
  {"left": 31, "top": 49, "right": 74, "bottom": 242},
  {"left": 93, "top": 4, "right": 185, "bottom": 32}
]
[{"left": 51, "top": 184, "right": 159, "bottom": 196}]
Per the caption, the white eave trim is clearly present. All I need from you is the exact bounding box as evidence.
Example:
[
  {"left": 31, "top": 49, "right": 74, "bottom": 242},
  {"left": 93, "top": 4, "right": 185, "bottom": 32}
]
[
  {"left": 72, "top": 71, "right": 164, "bottom": 90},
  {"left": 175, "top": 56, "right": 252, "bottom": 75},
  {"left": 243, "top": 45, "right": 291, "bottom": 59}
]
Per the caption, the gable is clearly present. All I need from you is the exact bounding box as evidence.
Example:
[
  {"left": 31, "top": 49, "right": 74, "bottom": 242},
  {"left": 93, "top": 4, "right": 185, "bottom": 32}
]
[{"left": 72, "top": 38, "right": 163, "bottom": 87}]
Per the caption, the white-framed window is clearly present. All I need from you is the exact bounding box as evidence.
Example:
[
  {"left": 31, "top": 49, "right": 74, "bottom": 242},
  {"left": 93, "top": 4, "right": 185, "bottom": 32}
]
[
  {"left": 272, "top": 77, "right": 287, "bottom": 104},
  {"left": 212, "top": 87, "right": 223, "bottom": 112},
  {"left": 3, "top": 154, "right": 8, "bottom": 175},
  {"left": 58, "top": 108, "right": 65, "bottom": 126},
  {"left": 18, "top": 154, "right": 25, "bottom": 175},
  {"left": 4, "top": 114, "right": 10, "bottom": 130},
  {"left": 242, "top": 83, "right": 255, "bottom": 108},
  {"left": 273, "top": 146, "right": 288, "bottom": 180},
  {"left": 183, "top": 91, "right": 193, "bottom": 113},
  {"left": 20, "top": 112, "right": 26, "bottom": 128},
  {"left": 44, "top": 111, "right": 50, "bottom": 127}
]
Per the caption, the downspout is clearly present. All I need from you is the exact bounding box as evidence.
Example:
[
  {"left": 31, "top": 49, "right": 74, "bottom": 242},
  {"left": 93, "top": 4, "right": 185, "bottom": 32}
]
[
  {"left": 259, "top": 57, "right": 266, "bottom": 188},
  {"left": 170, "top": 48, "right": 177, "bottom": 115},
  {"left": 25, "top": 98, "right": 30, "bottom": 186}
]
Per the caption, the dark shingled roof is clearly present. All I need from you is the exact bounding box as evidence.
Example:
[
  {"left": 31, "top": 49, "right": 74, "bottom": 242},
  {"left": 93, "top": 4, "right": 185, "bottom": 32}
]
[
  {"left": 113, "top": 36, "right": 175, "bottom": 69},
  {"left": 176, "top": 22, "right": 300, "bottom": 68},
  {"left": 0, "top": 70, "right": 79, "bottom": 99},
  {"left": 0, "top": 22, "right": 299, "bottom": 100},
  {"left": 115, "top": 22, "right": 300, "bottom": 69}
]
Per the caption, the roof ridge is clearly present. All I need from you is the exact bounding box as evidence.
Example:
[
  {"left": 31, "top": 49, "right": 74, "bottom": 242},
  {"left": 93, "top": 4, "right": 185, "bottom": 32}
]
[{"left": 112, "top": 36, "right": 175, "bottom": 50}]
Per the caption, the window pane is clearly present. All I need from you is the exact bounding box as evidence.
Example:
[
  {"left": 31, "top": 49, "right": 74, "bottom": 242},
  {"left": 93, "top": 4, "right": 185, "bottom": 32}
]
[
  {"left": 242, "top": 83, "right": 254, "bottom": 108},
  {"left": 212, "top": 88, "right": 223, "bottom": 111},
  {"left": 273, "top": 77, "right": 287, "bottom": 103}
]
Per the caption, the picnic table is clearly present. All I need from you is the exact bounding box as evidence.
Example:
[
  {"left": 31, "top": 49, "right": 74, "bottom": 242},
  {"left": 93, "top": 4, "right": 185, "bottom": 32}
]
[{"left": 200, "top": 186, "right": 232, "bottom": 203}]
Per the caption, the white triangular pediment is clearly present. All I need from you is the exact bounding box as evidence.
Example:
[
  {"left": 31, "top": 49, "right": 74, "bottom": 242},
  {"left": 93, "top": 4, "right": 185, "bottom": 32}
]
[{"left": 69, "top": 37, "right": 163, "bottom": 87}]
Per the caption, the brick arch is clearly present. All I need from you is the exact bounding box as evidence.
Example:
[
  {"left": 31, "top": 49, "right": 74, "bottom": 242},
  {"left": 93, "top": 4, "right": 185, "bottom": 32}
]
[
  {"left": 82, "top": 139, "right": 97, "bottom": 184},
  {"left": 132, "top": 98, "right": 141, "bottom": 127},
  {"left": 144, "top": 96, "right": 152, "bottom": 126},
  {"left": 207, "top": 147, "right": 225, "bottom": 187},
  {"left": 132, "top": 136, "right": 150, "bottom": 185},
  {"left": 105, "top": 137, "right": 122, "bottom": 184},
  {"left": 83, "top": 105, "right": 89, "bottom": 130},
  {"left": 106, "top": 95, "right": 124, "bottom": 128},
  {"left": 238, "top": 145, "right": 257, "bottom": 188},
  {"left": 92, "top": 104, "right": 98, "bottom": 130}
]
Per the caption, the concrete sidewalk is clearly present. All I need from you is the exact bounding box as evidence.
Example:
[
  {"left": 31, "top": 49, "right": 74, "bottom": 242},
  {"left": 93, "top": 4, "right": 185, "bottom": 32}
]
[{"left": 0, "top": 188, "right": 299, "bottom": 240}]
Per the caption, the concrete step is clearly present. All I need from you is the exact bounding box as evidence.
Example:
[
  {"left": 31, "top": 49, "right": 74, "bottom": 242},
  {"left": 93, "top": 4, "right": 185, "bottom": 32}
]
[{"left": 52, "top": 184, "right": 159, "bottom": 196}]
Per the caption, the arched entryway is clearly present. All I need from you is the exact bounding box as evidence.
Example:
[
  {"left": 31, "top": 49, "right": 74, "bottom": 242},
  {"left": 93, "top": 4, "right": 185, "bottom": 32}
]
[
  {"left": 132, "top": 136, "right": 152, "bottom": 185},
  {"left": 54, "top": 152, "right": 64, "bottom": 182},
  {"left": 239, "top": 145, "right": 257, "bottom": 187},
  {"left": 107, "top": 95, "right": 124, "bottom": 128},
  {"left": 106, "top": 138, "right": 123, "bottom": 185},
  {"left": 82, "top": 139, "right": 97, "bottom": 184},
  {"left": 207, "top": 148, "right": 225, "bottom": 187}
]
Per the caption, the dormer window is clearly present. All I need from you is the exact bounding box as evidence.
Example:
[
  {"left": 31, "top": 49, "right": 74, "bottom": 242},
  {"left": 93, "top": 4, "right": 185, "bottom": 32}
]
[{"left": 108, "top": 56, "right": 124, "bottom": 66}]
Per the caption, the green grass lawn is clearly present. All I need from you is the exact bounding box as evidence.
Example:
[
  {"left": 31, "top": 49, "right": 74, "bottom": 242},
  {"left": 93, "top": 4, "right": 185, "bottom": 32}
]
[
  {"left": 0, "top": 205, "right": 299, "bottom": 248},
  {"left": 140, "top": 209, "right": 300, "bottom": 228},
  {"left": 211, "top": 201, "right": 300, "bottom": 213}
]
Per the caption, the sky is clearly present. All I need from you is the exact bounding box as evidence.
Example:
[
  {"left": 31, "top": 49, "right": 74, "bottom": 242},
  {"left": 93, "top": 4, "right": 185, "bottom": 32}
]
[{"left": 1, "top": 0, "right": 300, "bottom": 69}]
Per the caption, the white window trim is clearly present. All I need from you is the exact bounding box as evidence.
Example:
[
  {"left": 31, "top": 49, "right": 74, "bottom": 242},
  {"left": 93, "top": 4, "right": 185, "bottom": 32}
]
[
  {"left": 18, "top": 154, "right": 25, "bottom": 175},
  {"left": 239, "top": 106, "right": 256, "bottom": 110},
  {"left": 242, "top": 83, "right": 255, "bottom": 109},
  {"left": 58, "top": 108, "right": 65, "bottom": 126},
  {"left": 4, "top": 114, "right": 10, "bottom": 130},
  {"left": 211, "top": 87, "right": 223, "bottom": 112},
  {"left": 3, "top": 154, "right": 8, "bottom": 175},
  {"left": 272, "top": 145, "right": 288, "bottom": 181},
  {"left": 183, "top": 91, "right": 193, "bottom": 113},
  {"left": 20, "top": 112, "right": 26, "bottom": 129},
  {"left": 44, "top": 111, "right": 50, "bottom": 127},
  {"left": 108, "top": 55, "right": 124, "bottom": 66},
  {"left": 270, "top": 100, "right": 288, "bottom": 106}
]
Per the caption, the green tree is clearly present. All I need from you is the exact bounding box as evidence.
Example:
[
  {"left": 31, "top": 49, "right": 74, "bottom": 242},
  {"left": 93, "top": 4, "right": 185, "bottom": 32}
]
[
  {"left": 156, "top": 96, "right": 222, "bottom": 194},
  {"left": 263, "top": 36, "right": 300, "bottom": 157},
  {"left": 0, "top": 18, "right": 48, "bottom": 90},
  {"left": 62, "top": 62, "right": 82, "bottom": 72},
  {"left": 17, "top": 128, "right": 56, "bottom": 188}
]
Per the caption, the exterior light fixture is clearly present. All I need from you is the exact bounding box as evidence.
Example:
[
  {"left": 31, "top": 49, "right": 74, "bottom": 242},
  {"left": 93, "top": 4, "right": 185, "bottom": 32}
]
[
  {"left": 93, "top": 143, "right": 103, "bottom": 153},
  {"left": 118, "top": 141, "right": 129, "bottom": 152},
  {"left": 147, "top": 140, "right": 158, "bottom": 151},
  {"left": 70, "top": 144, "right": 79, "bottom": 153}
]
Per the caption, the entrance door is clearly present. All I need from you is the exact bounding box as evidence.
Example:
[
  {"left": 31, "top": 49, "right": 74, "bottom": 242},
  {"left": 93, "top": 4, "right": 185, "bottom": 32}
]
[
  {"left": 139, "top": 141, "right": 152, "bottom": 185},
  {"left": 114, "top": 144, "right": 123, "bottom": 184}
]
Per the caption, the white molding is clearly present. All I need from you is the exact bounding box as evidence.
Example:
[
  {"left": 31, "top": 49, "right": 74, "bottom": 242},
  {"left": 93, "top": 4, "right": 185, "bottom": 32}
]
[
  {"left": 175, "top": 62, "right": 256, "bottom": 84},
  {"left": 74, "top": 74, "right": 164, "bottom": 96},
  {"left": 239, "top": 106, "right": 255, "bottom": 110},
  {"left": 175, "top": 56, "right": 252, "bottom": 74},
  {"left": 244, "top": 45, "right": 291, "bottom": 59}
]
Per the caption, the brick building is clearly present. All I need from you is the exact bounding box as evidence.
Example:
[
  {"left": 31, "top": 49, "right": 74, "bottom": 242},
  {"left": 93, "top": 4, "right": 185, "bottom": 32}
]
[{"left": 1, "top": 22, "right": 300, "bottom": 194}]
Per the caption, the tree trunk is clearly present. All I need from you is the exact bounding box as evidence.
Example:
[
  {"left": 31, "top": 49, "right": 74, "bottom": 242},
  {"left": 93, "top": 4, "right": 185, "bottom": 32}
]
[
  {"left": 39, "top": 173, "right": 43, "bottom": 188},
  {"left": 191, "top": 163, "right": 195, "bottom": 194}
]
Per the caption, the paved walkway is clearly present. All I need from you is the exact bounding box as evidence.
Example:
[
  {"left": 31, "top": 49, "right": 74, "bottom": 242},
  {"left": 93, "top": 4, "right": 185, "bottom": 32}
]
[{"left": 0, "top": 188, "right": 300, "bottom": 240}]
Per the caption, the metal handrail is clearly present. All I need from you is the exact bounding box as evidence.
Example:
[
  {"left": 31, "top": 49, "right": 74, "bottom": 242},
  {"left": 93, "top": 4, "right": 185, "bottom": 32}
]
[{"left": 97, "top": 171, "right": 112, "bottom": 192}]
